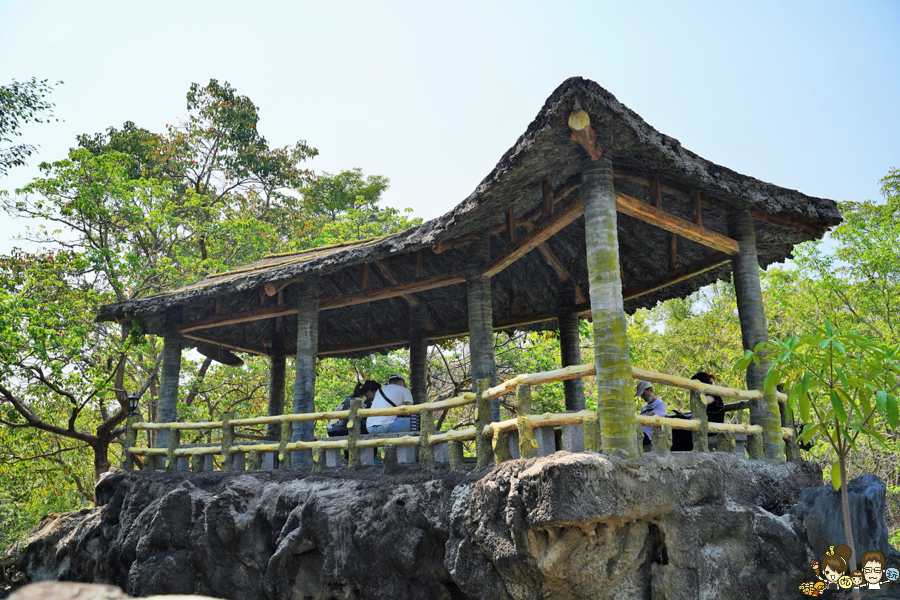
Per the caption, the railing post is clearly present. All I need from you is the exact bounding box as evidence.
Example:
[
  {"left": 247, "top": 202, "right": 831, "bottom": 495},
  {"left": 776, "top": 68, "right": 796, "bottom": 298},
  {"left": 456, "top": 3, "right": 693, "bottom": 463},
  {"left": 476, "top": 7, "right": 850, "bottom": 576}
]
[
  {"left": 311, "top": 447, "right": 324, "bottom": 472},
  {"left": 475, "top": 379, "right": 493, "bottom": 469},
  {"left": 347, "top": 398, "right": 362, "bottom": 471},
  {"left": 652, "top": 423, "right": 672, "bottom": 456},
  {"left": 516, "top": 384, "right": 537, "bottom": 459},
  {"left": 493, "top": 429, "right": 512, "bottom": 465},
  {"left": 248, "top": 450, "right": 262, "bottom": 471},
  {"left": 583, "top": 415, "right": 601, "bottom": 453},
  {"left": 419, "top": 409, "right": 435, "bottom": 471},
  {"left": 690, "top": 391, "right": 709, "bottom": 453},
  {"left": 718, "top": 430, "right": 736, "bottom": 454},
  {"left": 636, "top": 422, "right": 644, "bottom": 456},
  {"left": 166, "top": 428, "right": 180, "bottom": 472},
  {"left": 123, "top": 416, "right": 137, "bottom": 471},
  {"left": 279, "top": 420, "right": 292, "bottom": 470},
  {"left": 221, "top": 412, "right": 235, "bottom": 471},
  {"left": 383, "top": 444, "right": 399, "bottom": 475},
  {"left": 449, "top": 441, "right": 464, "bottom": 470},
  {"left": 747, "top": 432, "right": 764, "bottom": 459}
]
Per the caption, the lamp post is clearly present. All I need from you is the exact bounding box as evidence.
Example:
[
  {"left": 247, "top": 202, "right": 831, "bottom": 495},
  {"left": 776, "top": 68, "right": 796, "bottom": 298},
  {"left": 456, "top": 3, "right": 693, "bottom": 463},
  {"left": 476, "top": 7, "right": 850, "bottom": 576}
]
[{"left": 127, "top": 393, "right": 140, "bottom": 416}]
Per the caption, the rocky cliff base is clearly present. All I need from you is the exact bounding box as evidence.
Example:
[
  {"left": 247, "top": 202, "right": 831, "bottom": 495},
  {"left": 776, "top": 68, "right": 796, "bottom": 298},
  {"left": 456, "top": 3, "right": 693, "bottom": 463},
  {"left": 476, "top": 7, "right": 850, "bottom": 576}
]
[{"left": 9, "top": 453, "right": 837, "bottom": 599}]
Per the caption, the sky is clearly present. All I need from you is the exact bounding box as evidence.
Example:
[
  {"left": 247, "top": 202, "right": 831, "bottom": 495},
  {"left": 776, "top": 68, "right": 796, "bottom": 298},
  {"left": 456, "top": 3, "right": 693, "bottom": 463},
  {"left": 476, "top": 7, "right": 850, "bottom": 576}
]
[{"left": 1, "top": 0, "right": 898, "bottom": 255}]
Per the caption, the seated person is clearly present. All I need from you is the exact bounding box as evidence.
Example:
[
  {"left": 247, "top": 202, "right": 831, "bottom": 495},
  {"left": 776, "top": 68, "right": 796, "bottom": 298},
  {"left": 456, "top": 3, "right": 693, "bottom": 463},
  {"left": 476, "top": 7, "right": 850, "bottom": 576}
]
[
  {"left": 691, "top": 372, "right": 725, "bottom": 423},
  {"left": 367, "top": 373, "right": 415, "bottom": 434},
  {"left": 326, "top": 380, "right": 380, "bottom": 437},
  {"left": 636, "top": 380, "right": 666, "bottom": 446}
]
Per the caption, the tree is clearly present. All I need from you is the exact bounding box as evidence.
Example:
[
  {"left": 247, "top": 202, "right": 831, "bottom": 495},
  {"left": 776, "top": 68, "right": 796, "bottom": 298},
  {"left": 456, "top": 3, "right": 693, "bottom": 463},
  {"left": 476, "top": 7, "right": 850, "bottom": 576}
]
[
  {"left": 738, "top": 321, "right": 899, "bottom": 570},
  {"left": 0, "top": 78, "right": 59, "bottom": 177}
]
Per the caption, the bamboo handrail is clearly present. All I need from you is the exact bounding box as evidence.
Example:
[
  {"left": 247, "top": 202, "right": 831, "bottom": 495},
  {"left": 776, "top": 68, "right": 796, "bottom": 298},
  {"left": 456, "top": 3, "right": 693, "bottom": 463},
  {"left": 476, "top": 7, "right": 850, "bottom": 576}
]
[{"left": 126, "top": 361, "right": 793, "bottom": 469}]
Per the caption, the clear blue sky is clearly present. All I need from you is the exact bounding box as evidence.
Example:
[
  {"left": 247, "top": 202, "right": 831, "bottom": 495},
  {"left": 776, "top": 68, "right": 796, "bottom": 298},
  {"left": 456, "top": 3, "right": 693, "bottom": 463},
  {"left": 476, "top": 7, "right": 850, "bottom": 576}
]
[{"left": 1, "top": 0, "right": 898, "bottom": 254}]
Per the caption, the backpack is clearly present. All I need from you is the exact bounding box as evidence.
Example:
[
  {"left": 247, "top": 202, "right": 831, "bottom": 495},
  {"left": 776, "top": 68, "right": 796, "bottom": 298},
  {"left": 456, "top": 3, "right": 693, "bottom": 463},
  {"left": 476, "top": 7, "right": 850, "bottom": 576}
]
[{"left": 326, "top": 394, "right": 371, "bottom": 433}]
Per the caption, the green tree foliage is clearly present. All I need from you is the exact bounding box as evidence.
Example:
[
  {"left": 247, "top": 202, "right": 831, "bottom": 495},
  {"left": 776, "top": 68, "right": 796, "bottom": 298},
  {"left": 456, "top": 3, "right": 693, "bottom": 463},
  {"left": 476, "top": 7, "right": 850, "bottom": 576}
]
[
  {"left": 0, "top": 78, "right": 59, "bottom": 177},
  {"left": 0, "top": 79, "right": 409, "bottom": 546},
  {"left": 738, "top": 320, "right": 899, "bottom": 567}
]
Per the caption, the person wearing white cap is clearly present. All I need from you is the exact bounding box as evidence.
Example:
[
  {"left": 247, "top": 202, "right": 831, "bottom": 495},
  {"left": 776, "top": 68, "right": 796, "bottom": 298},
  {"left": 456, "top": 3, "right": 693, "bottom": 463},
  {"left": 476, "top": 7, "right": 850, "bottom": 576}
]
[
  {"left": 367, "top": 373, "right": 415, "bottom": 433},
  {"left": 636, "top": 381, "right": 666, "bottom": 445}
]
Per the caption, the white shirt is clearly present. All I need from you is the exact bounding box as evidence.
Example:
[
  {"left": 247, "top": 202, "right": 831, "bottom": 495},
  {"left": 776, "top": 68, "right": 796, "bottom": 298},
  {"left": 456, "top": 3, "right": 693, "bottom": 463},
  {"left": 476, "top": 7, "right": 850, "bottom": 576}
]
[{"left": 366, "top": 384, "right": 414, "bottom": 427}]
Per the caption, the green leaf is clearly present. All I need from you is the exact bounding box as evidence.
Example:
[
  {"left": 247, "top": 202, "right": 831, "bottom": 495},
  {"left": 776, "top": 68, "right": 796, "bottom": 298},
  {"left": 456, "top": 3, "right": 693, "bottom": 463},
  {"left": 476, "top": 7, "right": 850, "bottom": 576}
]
[
  {"left": 830, "top": 389, "right": 847, "bottom": 423},
  {"left": 887, "top": 394, "right": 900, "bottom": 430},
  {"left": 831, "top": 461, "right": 841, "bottom": 491},
  {"left": 876, "top": 389, "right": 888, "bottom": 414}
]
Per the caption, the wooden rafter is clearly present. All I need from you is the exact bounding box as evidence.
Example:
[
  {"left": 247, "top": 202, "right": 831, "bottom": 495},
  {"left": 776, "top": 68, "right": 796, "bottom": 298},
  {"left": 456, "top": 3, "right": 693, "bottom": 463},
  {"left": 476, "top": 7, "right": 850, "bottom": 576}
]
[
  {"left": 482, "top": 199, "right": 585, "bottom": 278},
  {"left": 622, "top": 252, "right": 731, "bottom": 301},
  {"left": 372, "top": 260, "right": 419, "bottom": 307},
  {"left": 536, "top": 244, "right": 587, "bottom": 305},
  {"left": 616, "top": 193, "right": 740, "bottom": 255},
  {"left": 751, "top": 208, "right": 825, "bottom": 238},
  {"left": 182, "top": 331, "right": 268, "bottom": 356}
]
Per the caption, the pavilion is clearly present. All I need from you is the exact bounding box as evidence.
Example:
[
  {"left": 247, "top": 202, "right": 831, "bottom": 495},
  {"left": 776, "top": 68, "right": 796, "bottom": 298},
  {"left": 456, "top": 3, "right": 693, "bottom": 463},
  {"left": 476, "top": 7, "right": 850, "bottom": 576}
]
[{"left": 97, "top": 77, "right": 841, "bottom": 464}]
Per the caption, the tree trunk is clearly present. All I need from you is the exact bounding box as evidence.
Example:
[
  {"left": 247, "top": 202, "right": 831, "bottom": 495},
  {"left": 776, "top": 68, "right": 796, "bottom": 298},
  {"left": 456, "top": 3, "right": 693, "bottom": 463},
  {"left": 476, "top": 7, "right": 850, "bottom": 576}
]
[
  {"left": 728, "top": 208, "right": 784, "bottom": 460},
  {"left": 581, "top": 157, "right": 638, "bottom": 458},
  {"left": 292, "top": 278, "right": 319, "bottom": 468},
  {"left": 466, "top": 231, "right": 498, "bottom": 421},
  {"left": 558, "top": 280, "right": 586, "bottom": 411}
]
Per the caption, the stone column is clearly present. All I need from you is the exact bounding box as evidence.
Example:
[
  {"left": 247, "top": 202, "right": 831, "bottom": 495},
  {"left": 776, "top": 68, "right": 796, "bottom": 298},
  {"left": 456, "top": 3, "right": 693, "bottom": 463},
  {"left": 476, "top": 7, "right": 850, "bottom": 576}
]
[
  {"left": 291, "top": 277, "right": 319, "bottom": 468},
  {"left": 558, "top": 280, "right": 586, "bottom": 411},
  {"left": 265, "top": 353, "right": 286, "bottom": 441},
  {"left": 409, "top": 305, "right": 428, "bottom": 404},
  {"left": 466, "top": 231, "right": 498, "bottom": 421},
  {"left": 156, "top": 307, "right": 183, "bottom": 461},
  {"left": 728, "top": 209, "right": 785, "bottom": 460},
  {"left": 582, "top": 157, "right": 639, "bottom": 458}
]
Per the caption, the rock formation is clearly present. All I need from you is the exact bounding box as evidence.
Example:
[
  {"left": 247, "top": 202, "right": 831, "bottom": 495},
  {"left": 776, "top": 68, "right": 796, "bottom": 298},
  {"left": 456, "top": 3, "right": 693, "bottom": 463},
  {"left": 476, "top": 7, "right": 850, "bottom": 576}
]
[{"left": 7, "top": 453, "right": 847, "bottom": 599}]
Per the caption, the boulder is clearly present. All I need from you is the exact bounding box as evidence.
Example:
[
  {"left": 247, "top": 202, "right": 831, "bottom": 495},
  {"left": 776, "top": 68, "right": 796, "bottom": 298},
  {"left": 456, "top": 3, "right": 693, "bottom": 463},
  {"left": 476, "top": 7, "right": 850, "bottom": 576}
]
[
  {"left": 794, "top": 474, "right": 892, "bottom": 559},
  {"left": 8, "top": 581, "right": 222, "bottom": 599},
  {"left": 9, "top": 454, "right": 833, "bottom": 599}
]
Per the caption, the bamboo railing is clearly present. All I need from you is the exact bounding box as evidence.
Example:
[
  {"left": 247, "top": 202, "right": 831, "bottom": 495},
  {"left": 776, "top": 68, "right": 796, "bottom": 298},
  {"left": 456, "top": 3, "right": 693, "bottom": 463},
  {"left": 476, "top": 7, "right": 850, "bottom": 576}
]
[{"left": 124, "top": 364, "right": 795, "bottom": 473}]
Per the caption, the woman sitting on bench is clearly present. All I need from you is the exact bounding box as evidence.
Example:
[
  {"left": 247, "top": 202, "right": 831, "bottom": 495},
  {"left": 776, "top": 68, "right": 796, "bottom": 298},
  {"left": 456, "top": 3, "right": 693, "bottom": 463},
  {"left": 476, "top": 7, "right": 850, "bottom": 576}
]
[
  {"left": 367, "top": 373, "right": 414, "bottom": 434},
  {"left": 326, "top": 380, "right": 381, "bottom": 437}
]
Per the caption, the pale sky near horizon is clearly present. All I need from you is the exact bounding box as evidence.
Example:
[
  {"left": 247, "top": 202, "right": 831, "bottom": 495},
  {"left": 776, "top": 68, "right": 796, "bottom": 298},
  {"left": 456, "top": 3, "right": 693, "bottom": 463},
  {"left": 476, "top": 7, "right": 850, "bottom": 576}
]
[{"left": 1, "top": 0, "right": 898, "bottom": 256}]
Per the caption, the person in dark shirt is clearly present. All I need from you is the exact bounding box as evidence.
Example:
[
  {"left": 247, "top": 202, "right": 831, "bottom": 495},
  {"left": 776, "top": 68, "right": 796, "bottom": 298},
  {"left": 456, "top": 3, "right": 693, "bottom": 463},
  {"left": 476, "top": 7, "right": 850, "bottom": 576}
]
[{"left": 691, "top": 372, "right": 725, "bottom": 423}]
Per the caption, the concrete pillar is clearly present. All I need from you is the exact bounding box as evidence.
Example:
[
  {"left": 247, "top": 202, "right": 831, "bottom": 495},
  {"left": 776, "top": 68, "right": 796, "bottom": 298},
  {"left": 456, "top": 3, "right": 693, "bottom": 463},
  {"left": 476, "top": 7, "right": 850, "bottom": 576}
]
[
  {"left": 291, "top": 277, "right": 319, "bottom": 468},
  {"left": 466, "top": 231, "right": 498, "bottom": 421},
  {"left": 582, "top": 157, "right": 639, "bottom": 458},
  {"left": 265, "top": 352, "right": 286, "bottom": 441},
  {"left": 728, "top": 209, "right": 785, "bottom": 460},
  {"left": 156, "top": 328, "right": 183, "bottom": 468},
  {"left": 409, "top": 305, "right": 428, "bottom": 404},
  {"left": 558, "top": 280, "right": 586, "bottom": 411}
]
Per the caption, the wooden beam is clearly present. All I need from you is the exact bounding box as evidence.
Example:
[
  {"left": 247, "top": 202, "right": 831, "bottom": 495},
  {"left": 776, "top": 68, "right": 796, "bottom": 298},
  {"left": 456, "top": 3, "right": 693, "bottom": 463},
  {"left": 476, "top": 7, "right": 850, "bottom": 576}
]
[
  {"left": 506, "top": 208, "right": 515, "bottom": 243},
  {"left": 318, "top": 270, "right": 465, "bottom": 311},
  {"left": 692, "top": 191, "right": 703, "bottom": 226},
  {"left": 649, "top": 170, "right": 662, "bottom": 208},
  {"left": 179, "top": 303, "right": 298, "bottom": 333},
  {"left": 536, "top": 243, "right": 587, "bottom": 305},
  {"left": 616, "top": 170, "right": 825, "bottom": 238},
  {"left": 361, "top": 263, "right": 369, "bottom": 291},
  {"left": 568, "top": 110, "right": 603, "bottom": 160},
  {"left": 616, "top": 193, "right": 740, "bottom": 255},
  {"left": 372, "top": 260, "right": 419, "bottom": 307},
  {"left": 182, "top": 331, "right": 268, "bottom": 356},
  {"left": 482, "top": 199, "right": 585, "bottom": 278},
  {"left": 622, "top": 252, "right": 731, "bottom": 301}
]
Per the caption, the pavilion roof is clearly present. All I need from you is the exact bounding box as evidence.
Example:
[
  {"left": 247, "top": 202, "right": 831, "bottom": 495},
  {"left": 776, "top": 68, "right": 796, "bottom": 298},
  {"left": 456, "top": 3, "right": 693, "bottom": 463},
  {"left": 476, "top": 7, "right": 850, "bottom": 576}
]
[{"left": 96, "top": 77, "right": 841, "bottom": 359}]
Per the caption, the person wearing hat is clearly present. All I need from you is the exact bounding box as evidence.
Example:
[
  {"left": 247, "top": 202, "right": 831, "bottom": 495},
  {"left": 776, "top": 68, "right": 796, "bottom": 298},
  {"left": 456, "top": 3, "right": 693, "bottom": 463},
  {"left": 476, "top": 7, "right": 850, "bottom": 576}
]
[
  {"left": 367, "top": 373, "right": 415, "bottom": 434},
  {"left": 636, "top": 380, "right": 666, "bottom": 446}
]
